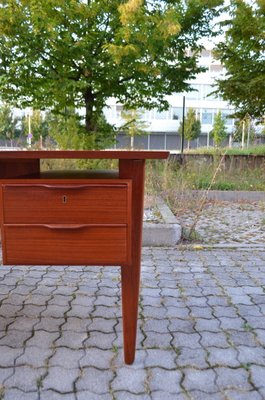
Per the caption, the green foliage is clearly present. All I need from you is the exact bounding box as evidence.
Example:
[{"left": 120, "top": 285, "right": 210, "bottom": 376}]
[
  {"left": 178, "top": 108, "right": 201, "bottom": 149},
  {"left": 21, "top": 110, "right": 48, "bottom": 142},
  {"left": 0, "top": 102, "right": 19, "bottom": 142},
  {"left": 46, "top": 110, "right": 115, "bottom": 150},
  {"left": 214, "top": 0, "right": 265, "bottom": 119},
  {"left": 186, "top": 145, "right": 265, "bottom": 156},
  {"left": 120, "top": 109, "right": 149, "bottom": 149},
  {"left": 210, "top": 111, "right": 227, "bottom": 146},
  {"left": 0, "top": 0, "right": 224, "bottom": 142}
]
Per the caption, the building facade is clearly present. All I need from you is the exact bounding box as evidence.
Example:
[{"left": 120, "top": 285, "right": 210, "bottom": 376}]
[{"left": 104, "top": 49, "right": 235, "bottom": 151}]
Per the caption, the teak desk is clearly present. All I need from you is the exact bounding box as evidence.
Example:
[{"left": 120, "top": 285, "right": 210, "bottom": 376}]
[{"left": 0, "top": 150, "right": 169, "bottom": 364}]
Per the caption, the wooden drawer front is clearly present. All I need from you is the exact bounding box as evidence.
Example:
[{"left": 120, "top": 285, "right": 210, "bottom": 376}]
[
  {"left": 4, "top": 225, "right": 128, "bottom": 265},
  {"left": 3, "top": 183, "right": 130, "bottom": 224}
]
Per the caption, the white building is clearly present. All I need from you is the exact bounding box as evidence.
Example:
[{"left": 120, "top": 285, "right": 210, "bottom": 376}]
[{"left": 104, "top": 49, "right": 235, "bottom": 150}]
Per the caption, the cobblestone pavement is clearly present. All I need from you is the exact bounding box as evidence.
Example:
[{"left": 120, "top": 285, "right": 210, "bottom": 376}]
[
  {"left": 1, "top": 247, "right": 265, "bottom": 399},
  {"left": 178, "top": 201, "right": 265, "bottom": 245}
]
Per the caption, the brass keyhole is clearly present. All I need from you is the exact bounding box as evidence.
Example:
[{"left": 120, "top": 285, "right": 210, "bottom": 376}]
[{"left": 62, "top": 195, "right": 67, "bottom": 204}]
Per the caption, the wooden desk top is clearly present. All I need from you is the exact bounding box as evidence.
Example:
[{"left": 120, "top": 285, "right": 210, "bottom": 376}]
[{"left": 0, "top": 150, "right": 169, "bottom": 160}]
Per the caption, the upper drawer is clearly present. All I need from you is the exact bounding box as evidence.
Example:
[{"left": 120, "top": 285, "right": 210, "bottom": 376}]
[{"left": 2, "top": 181, "right": 131, "bottom": 224}]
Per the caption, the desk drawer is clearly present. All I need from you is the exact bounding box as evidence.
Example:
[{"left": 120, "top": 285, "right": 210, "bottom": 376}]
[
  {"left": 3, "top": 183, "right": 130, "bottom": 224},
  {"left": 4, "top": 225, "right": 128, "bottom": 265}
]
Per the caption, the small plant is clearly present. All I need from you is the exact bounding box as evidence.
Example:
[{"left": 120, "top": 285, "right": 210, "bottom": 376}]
[
  {"left": 36, "top": 376, "right": 44, "bottom": 390},
  {"left": 242, "top": 322, "right": 254, "bottom": 332},
  {"left": 0, "top": 385, "right": 5, "bottom": 400}
]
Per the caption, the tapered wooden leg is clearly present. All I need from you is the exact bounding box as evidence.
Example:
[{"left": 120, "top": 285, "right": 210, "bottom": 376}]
[
  {"left": 121, "top": 263, "right": 141, "bottom": 364},
  {"left": 119, "top": 159, "right": 145, "bottom": 364}
]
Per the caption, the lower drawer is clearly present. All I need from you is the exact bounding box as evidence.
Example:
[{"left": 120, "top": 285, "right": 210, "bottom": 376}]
[{"left": 3, "top": 225, "right": 128, "bottom": 265}]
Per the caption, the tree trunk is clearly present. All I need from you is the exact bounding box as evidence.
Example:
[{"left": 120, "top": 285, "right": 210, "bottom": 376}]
[{"left": 84, "top": 88, "right": 95, "bottom": 132}]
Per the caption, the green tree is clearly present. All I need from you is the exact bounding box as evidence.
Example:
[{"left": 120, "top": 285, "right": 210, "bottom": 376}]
[
  {"left": 0, "top": 103, "right": 20, "bottom": 145},
  {"left": 47, "top": 109, "right": 115, "bottom": 150},
  {"left": 21, "top": 109, "right": 49, "bottom": 146},
  {"left": 214, "top": 0, "right": 265, "bottom": 120},
  {"left": 210, "top": 110, "right": 227, "bottom": 146},
  {"left": 0, "top": 0, "right": 223, "bottom": 147},
  {"left": 120, "top": 109, "right": 149, "bottom": 149},
  {"left": 178, "top": 108, "right": 201, "bottom": 149}
]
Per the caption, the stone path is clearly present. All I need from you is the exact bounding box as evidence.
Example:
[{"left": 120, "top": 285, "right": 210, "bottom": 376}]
[
  {"left": 178, "top": 201, "right": 265, "bottom": 245},
  {"left": 1, "top": 247, "right": 265, "bottom": 399}
]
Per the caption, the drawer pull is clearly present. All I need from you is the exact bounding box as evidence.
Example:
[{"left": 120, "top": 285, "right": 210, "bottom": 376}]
[{"left": 43, "top": 224, "right": 88, "bottom": 230}]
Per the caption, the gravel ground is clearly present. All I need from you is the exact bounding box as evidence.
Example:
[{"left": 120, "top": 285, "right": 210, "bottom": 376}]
[{"left": 178, "top": 201, "right": 265, "bottom": 245}]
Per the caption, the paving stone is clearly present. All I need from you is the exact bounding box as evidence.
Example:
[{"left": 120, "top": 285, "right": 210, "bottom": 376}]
[
  {"left": 80, "top": 347, "right": 112, "bottom": 369},
  {"left": 0, "top": 330, "right": 33, "bottom": 347},
  {"left": 148, "top": 368, "right": 182, "bottom": 393},
  {"left": 0, "top": 346, "right": 24, "bottom": 367},
  {"left": 43, "top": 366, "right": 79, "bottom": 392},
  {"left": 16, "top": 346, "right": 53, "bottom": 368},
  {"left": 168, "top": 319, "right": 195, "bottom": 334},
  {"left": 41, "top": 304, "right": 70, "bottom": 318},
  {"left": 76, "top": 392, "right": 111, "bottom": 400},
  {"left": 0, "top": 303, "right": 23, "bottom": 317},
  {"left": 34, "top": 317, "right": 65, "bottom": 333},
  {"left": 143, "top": 319, "right": 169, "bottom": 334},
  {"left": 250, "top": 365, "right": 265, "bottom": 388},
  {"left": 183, "top": 368, "right": 218, "bottom": 393},
  {"left": 8, "top": 316, "right": 39, "bottom": 332},
  {"left": 40, "top": 391, "right": 76, "bottom": 400},
  {"left": 215, "top": 367, "right": 251, "bottom": 390},
  {"left": 75, "top": 367, "right": 113, "bottom": 394},
  {"left": 92, "top": 305, "right": 121, "bottom": 319},
  {"left": 151, "top": 392, "right": 187, "bottom": 400},
  {"left": 177, "top": 348, "right": 208, "bottom": 368},
  {"left": 4, "top": 389, "right": 39, "bottom": 400},
  {"left": 229, "top": 331, "right": 257, "bottom": 347},
  {"left": 48, "top": 348, "right": 84, "bottom": 369},
  {"left": 88, "top": 317, "right": 116, "bottom": 333},
  {"left": 207, "top": 347, "right": 240, "bottom": 368},
  {"left": 189, "top": 391, "right": 224, "bottom": 400},
  {"left": 223, "top": 390, "right": 263, "bottom": 400},
  {"left": 55, "top": 331, "right": 88, "bottom": 349},
  {"left": 0, "top": 367, "right": 14, "bottom": 383},
  {"left": 114, "top": 392, "right": 152, "bottom": 400},
  {"left": 144, "top": 349, "right": 177, "bottom": 369},
  {"left": 199, "top": 331, "right": 229, "bottom": 348},
  {"left": 218, "top": 317, "right": 246, "bottom": 331},
  {"left": 112, "top": 367, "right": 148, "bottom": 393},
  {"left": 143, "top": 332, "right": 172, "bottom": 349},
  {"left": 194, "top": 318, "right": 221, "bottom": 332},
  {"left": 165, "top": 306, "right": 189, "bottom": 319},
  {"left": 4, "top": 366, "right": 46, "bottom": 392},
  {"left": 171, "top": 332, "right": 201, "bottom": 349},
  {"left": 84, "top": 331, "right": 116, "bottom": 350},
  {"left": 237, "top": 346, "right": 265, "bottom": 365},
  {"left": 27, "top": 331, "right": 59, "bottom": 348}
]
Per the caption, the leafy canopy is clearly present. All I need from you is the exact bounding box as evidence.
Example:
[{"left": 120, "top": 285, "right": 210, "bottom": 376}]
[
  {"left": 214, "top": 0, "right": 265, "bottom": 120},
  {"left": 210, "top": 110, "right": 227, "bottom": 146},
  {"left": 178, "top": 108, "right": 201, "bottom": 148},
  {"left": 0, "top": 0, "right": 223, "bottom": 143}
]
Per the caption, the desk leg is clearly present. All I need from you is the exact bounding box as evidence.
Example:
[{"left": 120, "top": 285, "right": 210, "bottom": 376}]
[{"left": 119, "top": 159, "right": 145, "bottom": 364}]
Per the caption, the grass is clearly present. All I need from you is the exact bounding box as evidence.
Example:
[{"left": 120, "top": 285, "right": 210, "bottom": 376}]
[
  {"left": 185, "top": 145, "right": 265, "bottom": 156},
  {"left": 145, "top": 157, "right": 265, "bottom": 217}
]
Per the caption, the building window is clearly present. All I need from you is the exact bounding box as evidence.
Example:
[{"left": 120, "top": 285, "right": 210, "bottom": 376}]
[
  {"left": 116, "top": 105, "right": 123, "bottom": 118},
  {"left": 203, "top": 84, "right": 218, "bottom": 100},
  {"left": 154, "top": 109, "right": 169, "bottom": 120},
  {"left": 186, "top": 84, "right": 200, "bottom": 100},
  {"left": 202, "top": 109, "right": 213, "bottom": 124},
  {"left": 171, "top": 107, "right": 182, "bottom": 120},
  {"left": 222, "top": 110, "right": 234, "bottom": 126}
]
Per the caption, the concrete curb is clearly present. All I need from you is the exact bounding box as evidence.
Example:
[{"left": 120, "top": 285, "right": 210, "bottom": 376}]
[{"left": 143, "top": 198, "right": 182, "bottom": 246}]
